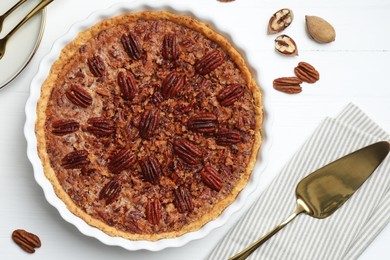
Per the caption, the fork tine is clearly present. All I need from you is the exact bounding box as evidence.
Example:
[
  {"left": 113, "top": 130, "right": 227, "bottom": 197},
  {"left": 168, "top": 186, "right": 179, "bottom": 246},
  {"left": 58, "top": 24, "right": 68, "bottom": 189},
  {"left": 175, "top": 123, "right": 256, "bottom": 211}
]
[
  {"left": 0, "top": 0, "right": 28, "bottom": 17},
  {"left": 0, "top": 0, "right": 28, "bottom": 33},
  {"left": 0, "top": 0, "right": 54, "bottom": 60}
]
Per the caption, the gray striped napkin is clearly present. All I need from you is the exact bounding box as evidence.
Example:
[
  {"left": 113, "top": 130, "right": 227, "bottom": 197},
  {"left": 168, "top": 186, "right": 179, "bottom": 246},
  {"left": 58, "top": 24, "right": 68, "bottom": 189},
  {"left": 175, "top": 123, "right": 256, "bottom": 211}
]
[{"left": 208, "top": 103, "right": 390, "bottom": 260}]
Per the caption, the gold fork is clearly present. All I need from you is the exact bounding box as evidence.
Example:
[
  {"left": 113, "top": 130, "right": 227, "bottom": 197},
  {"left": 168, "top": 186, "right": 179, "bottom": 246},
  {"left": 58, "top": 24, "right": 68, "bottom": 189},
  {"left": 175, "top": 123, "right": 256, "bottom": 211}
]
[
  {"left": 0, "top": 0, "right": 28, "bottom": 33},
  {"left": 0, "top": 0, "right": 54, "bottom": 60}
]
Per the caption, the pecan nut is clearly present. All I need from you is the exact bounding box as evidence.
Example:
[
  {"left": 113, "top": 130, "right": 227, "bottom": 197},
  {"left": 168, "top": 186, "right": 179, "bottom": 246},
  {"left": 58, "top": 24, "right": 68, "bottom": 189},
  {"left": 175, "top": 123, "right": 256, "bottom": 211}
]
[
  {"left": 268, "top": 8, "right": 294, "bottom": 34},
  {"left": 61, "top": 150, "right": 89, "bottom": 169},
  {"left": 195, "top": 50, "right": 224, "bottom": 75},
  {"left": 162, "top": 33, "right": 179, "bottom": 61},
  {"left": 51, "top": 119, "right": 79, "bottom": 135},
  {"left": 99, "top": 178, "right": 121, "bottom": 205},
  {"left": 306, "top": 15, "right": 336, "bottom": 44},
  {"left": 87, "top": 55, "right": 105, "bottom": 77},
  {"left": 140, "top": 156, "right": 162, "bottom": 185},
  {"left": 173, "top": 139, "right": 203, "bottom": 165},
  {"left": 201, "top": 165, "right": 223, "bottom": 191},
  {"left": 138, "top": 109, "right": 160, "bottom": 139},
  {"left": 216, "top": 129, "right": 242, "bottom": 146},
  {"left": 273, "top": 77, "right": 303, "bottom": 94},
  {"left": 117, "top": 70, "right": 137, "bottom": 100},
  {"left": 217, "top": 84, "right": 244, "bottom": 106},
  {"left": 174, "top": 186, "right": 194, "bottom": 213},
  {"left": 86, "top": 117, "right": 115, "bottom": 136},
  {"left": 108, "top": 148, "right": 137, "bottom": 173},
  {"left": 96, "top": 88, "right": 110, "bottom": 97},
  {"left": 161, "top": 72, "right": 184, "bottom": 99},
  {"left": 275, "top": 34, "right": 298, "bottom": 56},
  {"left": 188, "top": 113, "right": 218, "bottom": 133},
  {"left": 65, "top": 85, "right": 92, "bottom": 108},
  {"left": 294, "top": 62, "right": 320, "bottom": 83},
  {"left": 146, "top": 199, "right": 162, "bottom": 225},
  {"left": 121, "top": 32, "right": 142, "bottom": 60},
  {"left": 12, "top": 229, "right": 41, "bottom": 254}
]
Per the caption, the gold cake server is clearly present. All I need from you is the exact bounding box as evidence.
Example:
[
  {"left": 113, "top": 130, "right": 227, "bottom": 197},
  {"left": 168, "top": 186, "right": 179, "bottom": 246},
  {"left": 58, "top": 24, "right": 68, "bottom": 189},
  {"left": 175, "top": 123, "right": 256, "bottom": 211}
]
[{"left": 230, "top": 141, "right": 390, "bottom": 260}]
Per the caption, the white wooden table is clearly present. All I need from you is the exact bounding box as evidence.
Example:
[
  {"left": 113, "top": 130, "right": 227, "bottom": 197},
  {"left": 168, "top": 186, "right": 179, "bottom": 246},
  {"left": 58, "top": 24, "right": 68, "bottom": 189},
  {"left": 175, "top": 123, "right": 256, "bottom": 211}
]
[{"left": 1, "top": 0, "right": 389, "bottom": 259}]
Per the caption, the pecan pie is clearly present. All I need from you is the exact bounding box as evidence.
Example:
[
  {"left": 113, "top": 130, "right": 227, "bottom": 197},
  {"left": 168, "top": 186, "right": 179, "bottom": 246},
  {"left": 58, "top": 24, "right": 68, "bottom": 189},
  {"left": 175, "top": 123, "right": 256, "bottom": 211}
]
[{"left": 36, "top": 11, "right": 262, "bottom": 240}]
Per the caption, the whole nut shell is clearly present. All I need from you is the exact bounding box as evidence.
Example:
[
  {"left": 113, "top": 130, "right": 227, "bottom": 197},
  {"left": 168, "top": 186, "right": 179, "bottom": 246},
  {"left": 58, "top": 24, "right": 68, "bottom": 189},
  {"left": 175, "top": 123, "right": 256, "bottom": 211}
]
[
  {"left": 268, "top": 8, "right": 294, "bottom": 34},
  {"left": 275, "top": 34, "right": 298, "bottom": 56},
  {"left": 305, "top": 15, "right": 336, "bottom": 43}
]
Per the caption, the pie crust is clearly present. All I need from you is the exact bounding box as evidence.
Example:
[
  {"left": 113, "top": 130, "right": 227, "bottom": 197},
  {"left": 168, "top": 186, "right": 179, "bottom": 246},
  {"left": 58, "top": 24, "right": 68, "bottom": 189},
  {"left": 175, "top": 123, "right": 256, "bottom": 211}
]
[{"left": 36, "top": 11, "right": 262, "bottom": 241}]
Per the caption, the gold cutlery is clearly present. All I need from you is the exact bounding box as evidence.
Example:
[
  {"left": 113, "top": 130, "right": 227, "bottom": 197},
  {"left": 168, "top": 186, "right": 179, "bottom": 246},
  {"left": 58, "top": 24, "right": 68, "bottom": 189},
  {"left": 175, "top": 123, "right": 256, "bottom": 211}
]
[
  {"left": 0, "top": 0, "right": 28, "bottom": 33},
  {"left": 0, "top": 0, "right": 54, "bottom": 60},
  {"left": 230, "top": 141, "right": 390, "bottom": 260}
]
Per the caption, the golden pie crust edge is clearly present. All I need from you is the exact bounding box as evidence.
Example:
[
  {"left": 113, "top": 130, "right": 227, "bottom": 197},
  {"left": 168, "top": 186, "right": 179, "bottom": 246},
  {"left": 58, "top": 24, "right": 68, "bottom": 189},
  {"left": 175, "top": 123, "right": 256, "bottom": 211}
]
[{"left": 35, "top": 11, "right": 263, "bottom": 241}]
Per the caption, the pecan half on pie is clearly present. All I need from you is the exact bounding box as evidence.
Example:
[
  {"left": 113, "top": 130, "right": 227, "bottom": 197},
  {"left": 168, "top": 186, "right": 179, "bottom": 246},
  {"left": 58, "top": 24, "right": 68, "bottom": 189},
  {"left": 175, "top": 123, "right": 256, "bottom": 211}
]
[{"left": 36, "top": 11, "right": 262, "bottom": 240}]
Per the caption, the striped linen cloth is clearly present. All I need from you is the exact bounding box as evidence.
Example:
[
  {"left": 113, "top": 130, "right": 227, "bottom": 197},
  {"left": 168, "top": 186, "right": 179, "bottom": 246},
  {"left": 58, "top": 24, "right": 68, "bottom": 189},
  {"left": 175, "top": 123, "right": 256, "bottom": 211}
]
[{"left": 208, "top": 103, "right": 390, "bottom": 260}]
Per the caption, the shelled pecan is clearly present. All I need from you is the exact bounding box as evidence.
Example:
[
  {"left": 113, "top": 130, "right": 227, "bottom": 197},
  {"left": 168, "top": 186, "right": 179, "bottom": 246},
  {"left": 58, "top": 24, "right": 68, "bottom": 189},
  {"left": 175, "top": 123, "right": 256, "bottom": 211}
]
[
  {"left": 201, "top": 165, "right": 223, "bottom": 191},
  {"left": 138, "top": 109, "right": 160, "bottom": 139},
  {"left": 86, "top": 117, "right": 115, "bottom": 136},
  {"left": 294, "top": 62, "right": 320, "bottom": 83},
  {"left": 108, "top": 148, "right": 136, "bottom": 173},
  {"left": 121, "top": 32, "right": 142, "bottom": 60},
  {"left": 162, "top": 33, "right": 179, "bottom": 61},
  {"left": 273, "top": 77, "right": 303, "bottom": 94},
  {"left": 173, "top": 139, "right": 203, "bottom": 165},
  {"left": 161, "top": 72, "right": 184, "bottom": 99},
  {"left": 146, "top": 199, "right": 162, "bottom": 225},
  {"left": 99, "top": 178, "right": 122, "bottom": 205},
  {"left": 61, "top": 150, "right": 89, "bottom": 169},
  {"left": 216, "top": 129, "right": 242, "bottom": 146},
  {"left": 217, "top": 84, "right": 244, "bottom": 106},
  {"left": 12, "top": 229, "right": 41, "bottom": 254},
  {"left": 188, "top": 113, "right": 218, "bottom": 133},
  {"left": 65, "top": 85, "right": 92, "bottom": 108},
  {"left": 87, "top": 55, "right": 105, "bottom": 77},
  {"left": 195, "top": 50, "right": 224, "bottom": 75},
  {"left": 51, "top": 119, "right": 79, "bottom": 135},
  {"left": 117, "top": 70, "right": 138, "bottom": 100},
  {"left": 140, "top": 156, "right": 162, "bottom": 185},
  {"left": 174, "top": 186, "right": 194, "bottom": 213}
]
